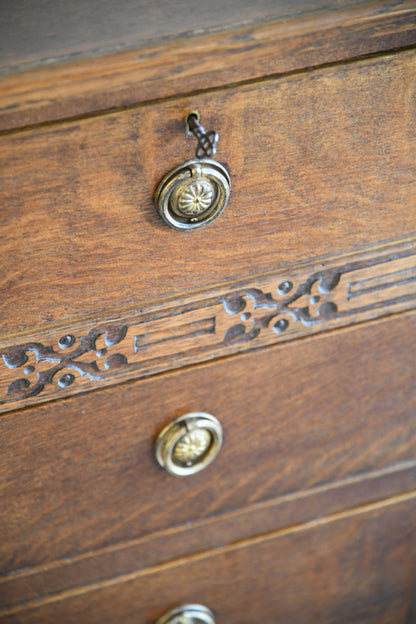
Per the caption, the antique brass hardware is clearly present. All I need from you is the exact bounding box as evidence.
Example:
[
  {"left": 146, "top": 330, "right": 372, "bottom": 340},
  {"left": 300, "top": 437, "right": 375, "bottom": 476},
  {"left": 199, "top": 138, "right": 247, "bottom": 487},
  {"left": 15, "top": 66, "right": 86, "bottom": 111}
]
[
  {"left": 155, "top": 604, "right": 216, "bottom": 624},
  {"left": 155, "top": 412, "right": 223, "bottom": 476},
  {"left": 155, "top": 113, "right": 230, "bottom": 231},
  {"left": 186, "top": 112, "right": 218, "bottom": 158}
]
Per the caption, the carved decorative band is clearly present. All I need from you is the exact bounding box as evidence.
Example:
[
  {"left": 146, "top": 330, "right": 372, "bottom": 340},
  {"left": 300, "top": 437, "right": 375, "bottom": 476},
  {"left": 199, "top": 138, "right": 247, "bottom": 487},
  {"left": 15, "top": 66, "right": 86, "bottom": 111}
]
[{"left": 1, "top": 237, "right": 415, "bottom": 414}]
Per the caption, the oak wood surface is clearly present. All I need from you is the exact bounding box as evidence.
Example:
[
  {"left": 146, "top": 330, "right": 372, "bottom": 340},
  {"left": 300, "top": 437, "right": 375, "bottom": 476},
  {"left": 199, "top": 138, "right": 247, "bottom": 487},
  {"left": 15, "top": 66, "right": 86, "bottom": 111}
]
[
  {"left": 1, "top": 51, "right": 416, "bottom": 335},
  {"left": 1, "top": 311, "right": 415, "bottom": 576},
  {"left": 1, "top": 1, "right": 415, "bottom": 130},
  {"left": 1, "top": 4, "right": 415, "bottom": 619},
  {"left": 2, "top": 494, "right": 415, "bottom": 623},
  {"left": 0, "top": 0, "right": 367, "bottom": 68},
  {"left": 1, "top": 462, "right": 415, "bottom": 611}
]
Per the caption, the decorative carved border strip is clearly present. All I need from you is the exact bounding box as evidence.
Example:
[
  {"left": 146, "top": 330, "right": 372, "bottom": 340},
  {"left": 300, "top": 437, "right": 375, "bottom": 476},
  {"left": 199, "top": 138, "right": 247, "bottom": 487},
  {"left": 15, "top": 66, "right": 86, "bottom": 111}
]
[{"left": 1, "top": 237, "right": 415, "bottom": 414}]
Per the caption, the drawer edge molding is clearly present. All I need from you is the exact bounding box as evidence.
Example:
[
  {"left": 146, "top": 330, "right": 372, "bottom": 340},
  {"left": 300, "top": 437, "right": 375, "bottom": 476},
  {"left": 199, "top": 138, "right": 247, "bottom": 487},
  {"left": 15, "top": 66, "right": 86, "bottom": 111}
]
[{"left": 1, "top": 235, "right": 415, "bottom": 414}]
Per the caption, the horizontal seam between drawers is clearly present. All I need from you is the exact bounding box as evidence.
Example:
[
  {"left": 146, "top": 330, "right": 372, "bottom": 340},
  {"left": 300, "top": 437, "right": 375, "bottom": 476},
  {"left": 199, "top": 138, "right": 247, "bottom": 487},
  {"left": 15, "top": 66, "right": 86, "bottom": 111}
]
[
  {"left": 2, "top": 458, "right": 416, "bottom": 582},
  {"left": 1, "top": 486, "right": 415, "bottom": 616}
]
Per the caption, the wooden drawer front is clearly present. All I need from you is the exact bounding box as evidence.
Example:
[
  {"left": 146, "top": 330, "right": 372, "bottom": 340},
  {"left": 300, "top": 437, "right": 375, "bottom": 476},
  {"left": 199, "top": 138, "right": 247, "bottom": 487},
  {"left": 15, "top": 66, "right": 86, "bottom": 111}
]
[
  {"left": 1, "top": 311, "right": 415, "bottom": 575},
  {"left": 1, "top": 50, "right": 415, "bottom": 335},
  {"left": 2, "top": 494, "right": 416, "bottom": 623}
]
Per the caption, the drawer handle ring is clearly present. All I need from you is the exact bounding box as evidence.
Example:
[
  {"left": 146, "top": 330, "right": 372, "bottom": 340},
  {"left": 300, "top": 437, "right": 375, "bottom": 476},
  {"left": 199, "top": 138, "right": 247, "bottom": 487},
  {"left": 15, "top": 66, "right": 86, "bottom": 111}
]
[
  {"left": 155, "top": 113, "right": 230, "bottom": 231},
  {"left": 155, "top": 604, "right": 216, "bottom": 624},
  {"left": 155, "top": 412, "right": 223, "bottom": 476}
]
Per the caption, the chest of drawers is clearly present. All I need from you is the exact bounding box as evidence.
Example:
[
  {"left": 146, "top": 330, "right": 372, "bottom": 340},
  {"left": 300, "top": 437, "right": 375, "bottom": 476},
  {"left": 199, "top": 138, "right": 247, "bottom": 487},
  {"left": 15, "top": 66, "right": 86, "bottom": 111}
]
[{"left": 1, "top": 2, "right": 416, "bottom": 622}]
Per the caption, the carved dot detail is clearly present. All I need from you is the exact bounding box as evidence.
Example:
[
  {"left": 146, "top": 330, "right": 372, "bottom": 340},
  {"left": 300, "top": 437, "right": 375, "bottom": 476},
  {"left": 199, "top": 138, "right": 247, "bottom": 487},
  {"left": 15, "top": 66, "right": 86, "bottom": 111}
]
[
  {"left": 3, "top": 349, "right": 28, "bottom": 369},
  {"left": 58, "top": 335, "right": 75, "bottom": 349},
  {"left": 7, "top": 378, "right": 30, "bottom": 397},
  {"left": 173, "top": 429, "right": 212, "bottom": 465},
  {"left": 273, "top": 319, "right": 289, "bottom": 333},
  {"left": 277, "top": 281, "right": 293, "bottom": 295},
  {"left": 58, "top": 373, "right": 75, "bottom": 388},
  {"left": 240, "top": 312, "right": 251, "bottom": 321},
  {"left": 24, "top": 365, "right": 35, "bottom": 375}
]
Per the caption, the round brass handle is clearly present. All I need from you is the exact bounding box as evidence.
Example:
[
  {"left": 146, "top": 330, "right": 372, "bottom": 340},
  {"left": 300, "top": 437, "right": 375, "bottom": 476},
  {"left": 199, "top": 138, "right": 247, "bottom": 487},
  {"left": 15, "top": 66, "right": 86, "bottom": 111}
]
[
  {"left": 155, "top": 412, "right": 223, "bottom": 476},
  {"left": 155, "top": 113, "right": 230, "bottom": 231},
  {"left": 155, "top": 159, "right": 230, "bottom": 231},
  {"left": 155, "top": 604, "right": 215, "bottom": 624}
]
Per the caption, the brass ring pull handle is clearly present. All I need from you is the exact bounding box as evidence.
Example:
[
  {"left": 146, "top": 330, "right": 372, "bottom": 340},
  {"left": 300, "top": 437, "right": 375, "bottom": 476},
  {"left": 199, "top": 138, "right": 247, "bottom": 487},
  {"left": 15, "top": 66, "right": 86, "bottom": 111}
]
[
  {"left": 155, "top": 604, "right": 216, "bottom": 624},
  {"left": 155, "top": 113, "right": 230, "bottom": 231},
  {"left": 154, "top": 412, "right": 223, "bottom": 476}
]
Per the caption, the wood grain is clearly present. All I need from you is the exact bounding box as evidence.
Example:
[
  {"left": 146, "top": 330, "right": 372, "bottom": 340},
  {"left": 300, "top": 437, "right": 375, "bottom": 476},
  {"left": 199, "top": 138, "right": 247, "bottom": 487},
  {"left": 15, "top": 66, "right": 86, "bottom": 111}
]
[
  {"left": 1, "top": 310, "right": 415, "bottom": 576},
  {"left": 0, "top": 1, "right": 415, "bottom": 130},
  {"left": 0, "top": 236, "right": 414, "bottom": 413},
  {"left": 0, "top": 0, "right": 368, "bottom": 68},
  {"left": 1, "top": 51, "right": 416, "bottom": 336},
  {"left": 1, "top": 462, "right": 415, "bottom": 611},
  {"left": 1, "top": 494, "right": 415, "bottom": 622},
  {"left": 2, "top": 5, "right": 415, "bottom": 619}
]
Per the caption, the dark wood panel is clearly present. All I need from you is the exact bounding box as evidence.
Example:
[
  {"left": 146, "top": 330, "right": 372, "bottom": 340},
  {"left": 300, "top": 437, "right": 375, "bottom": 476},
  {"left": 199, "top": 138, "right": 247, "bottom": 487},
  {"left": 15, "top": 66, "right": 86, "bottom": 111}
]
[
  {"left": 1, "top": 311, "right": 415, "bottom": 575},
  {"left": 0, "top": 0, "right": 388, "bottom": 68},
  {"left": 1, "top": 1, "right": 415, "bottom": 131},
  {"left": 1, "top": 51, "right": 416, "bottom": 335},
  {"left": 1, "top": 494, "right": 415, "bottom": 623},
  {"left": 2, "top": 462, "right": 415, "bottom": 610}
]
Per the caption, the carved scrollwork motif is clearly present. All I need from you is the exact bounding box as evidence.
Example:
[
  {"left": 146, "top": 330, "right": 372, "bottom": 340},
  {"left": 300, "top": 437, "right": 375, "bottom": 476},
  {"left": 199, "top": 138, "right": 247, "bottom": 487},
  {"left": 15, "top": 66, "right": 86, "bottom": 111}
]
[
  {"left": 222, "top": 268, "right": 342, "bottom": 345},
  {"left": 3, "top": 325, "right": 128, "bottom": 401}
]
